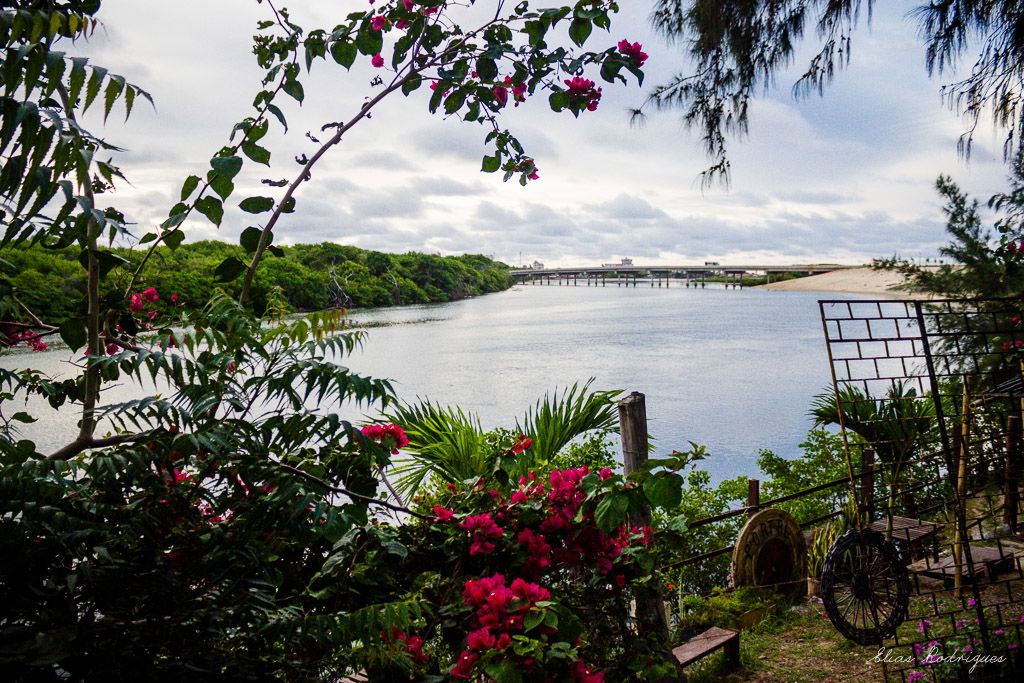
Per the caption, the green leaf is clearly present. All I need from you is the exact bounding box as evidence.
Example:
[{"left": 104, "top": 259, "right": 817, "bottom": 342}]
[
  {"left": 481, "top": 154, "right": 500, "bottom": 173},
  {"left": 214, "top": 256, "right": 248, "bottom": 282},
  {"left": 548, "top": 91, "right": 569, "bottom": 112},
  {"left": 594, "top": 492, "right": 629, "bottom": 531},
  {"left": 523, "top": 610, "right": 544, "bottom": 632},
  {"left": 356, "top": 22, "right": 383, "bottom": 55},
  {"left": 266, "top": 103, "right": 288, "bottom": 131},
  {"left": 330, "top": 40, "right": 357, "bottom": 69},
  {"left": 239, "top": 226, "right": 264, "bottom": 253},
  {"left": 180, "top": 174, "right": 201, "bottom": 201},
  {"left": 444, "top": 90, "right": 466, "bottom": 114},
  {"left": 209, "top": 173, "right": 234, "bottom": 201},
  {"left": 210, "top": 155, "right": 243, "bottom": 179},
  {"left": 10, "top": 411, "right": 36, "bottom": 424},
  {"left": 568, "top": 18, "right": 592, "bottom": 47},
  {"left": 163, "top": 229, "right": 185, "bottom": 249},
  {"left": 59, "top": 318, "right": 86, "bottom": 351},
  {"left": 283, "top": 78, "right": 304, "bottom": 103},
  {"left": 239, "top": 196, "right": 274, "bottom": 214},
  {"left": 401, "top": 74, "right": 422, "bottom": 96},
  {"left": 476, "top": 57, "right": 497, "bottom": 82},
  {"left": 643, "top": 471, "right": 683, "bottom": 509},
  {"left": 242, "top": 141, "right": 271, "bottom": 165},
  {"left": 195, "top": 196, "right": 224, "bottom": 226},
  {"left": 484, "top": 660, "right": 523, "bottom": 683}
]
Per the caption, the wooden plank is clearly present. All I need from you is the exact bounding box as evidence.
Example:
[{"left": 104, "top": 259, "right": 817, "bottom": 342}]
[
  {"left": 867, "top": 516, "right": 943, "bottom": 542},
  {"left": 672, "top": 626, "right": 739, "bottom": 667},
  {"left": 916, "top": 544, "right": 1013, "bottom": 582}
]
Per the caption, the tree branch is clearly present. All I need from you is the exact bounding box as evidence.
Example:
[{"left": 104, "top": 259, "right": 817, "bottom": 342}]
[
  {"left": 274, "top": 461, "right": 429, "bottom": 519},
  {"left": 47, "top": 431, "right": 155, "bottom": 460}
]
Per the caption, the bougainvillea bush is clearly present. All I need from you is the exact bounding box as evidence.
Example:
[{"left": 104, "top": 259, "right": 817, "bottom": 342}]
[
  {"left": 311, "top": 459, "right": 685, "bottom": 681},
  {"left": 0, "top": 0, "right": 677, "bottom": 680}
]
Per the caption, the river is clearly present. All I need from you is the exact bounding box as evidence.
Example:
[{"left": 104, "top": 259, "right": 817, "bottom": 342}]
[{"left": 0, "top": 283, "right": 862, "bottom": 482}]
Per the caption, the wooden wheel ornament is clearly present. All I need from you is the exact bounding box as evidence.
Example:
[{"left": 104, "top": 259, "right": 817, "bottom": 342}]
[{"left": 819, "top": 528, "right": 910, "bottom": 646}]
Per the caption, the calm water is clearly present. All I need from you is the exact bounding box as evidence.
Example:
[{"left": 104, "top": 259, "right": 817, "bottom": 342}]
[{"left": 0, "top": 283, "right": 861, "bottom": 481}]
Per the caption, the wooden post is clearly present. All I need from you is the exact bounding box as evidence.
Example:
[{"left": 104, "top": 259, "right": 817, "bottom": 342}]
[
  {"left": 747, "top": 479, "right": 760, "bottom": 516},
  {"left": 617, "top": 392, "right": 679, "bottom": 677},
  {"left": 860, "top": 449, "right": 875, "bottom": 524},
  {"left": 1005, "top": 415, "right": 1021, "bottom": 530}
]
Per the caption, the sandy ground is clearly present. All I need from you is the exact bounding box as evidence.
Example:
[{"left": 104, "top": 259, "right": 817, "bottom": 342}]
[{"left": 758, "top": 267, "right": 928, "bottom": 299}]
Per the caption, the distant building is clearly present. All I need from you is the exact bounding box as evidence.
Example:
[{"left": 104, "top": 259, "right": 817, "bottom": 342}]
[
  {"left": 601, "top": 257, "right": 633, "bottom": 267},
  {"left": 704, "top": 261, "right": 720, "bottom": 266},
  {"left": 531, "top": 260, "right": 545, "bottom": 270}
]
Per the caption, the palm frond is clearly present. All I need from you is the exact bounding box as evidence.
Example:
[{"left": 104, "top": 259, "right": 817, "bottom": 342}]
[
  {"left": 379, "top": 399, "right": 489, "bottom": 497},
  {"left": 514, "top": 380, "right": 622, "bottom": 471}
]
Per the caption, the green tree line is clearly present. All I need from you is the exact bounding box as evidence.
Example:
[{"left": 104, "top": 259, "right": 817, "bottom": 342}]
[{"left": 1, "top": 241, "right": 514, "bottom": 321}]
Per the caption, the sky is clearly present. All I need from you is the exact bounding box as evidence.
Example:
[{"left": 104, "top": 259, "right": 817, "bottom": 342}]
[{"left": 76, "top": 0, "right": 1013, "bottom": 268}]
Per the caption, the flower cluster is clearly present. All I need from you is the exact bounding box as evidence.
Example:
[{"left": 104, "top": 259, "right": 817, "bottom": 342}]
[
  {"left": 360, "top": 423, "right": 409, "bottom": 454},
  {"left": 2, "top": 327, "right": 48, "bottom": 351},
  {"left": 460, "top": 512, "right": 504, "bottom": 555},
  {"left": 382, "top": 626, "right": 428, "bottom": 664},
  {"left": 452, "top": 573, "right": 552, "bottom": 678},
  {"left": 564, "top": 76, "right": 601, "bottom": 112},
  {"left": 617, "top": 39, "right": 648, "bottom": 67}
]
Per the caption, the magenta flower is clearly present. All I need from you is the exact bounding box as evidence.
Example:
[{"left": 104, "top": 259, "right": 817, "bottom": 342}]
[
  {"left": 371, "top": 15, "right": 387, "bottom": 30},
  {"left": 617, "top": 39, "right": 648, "bottom": 67},
  {"left": 142, "top": 287, "right": 158, "bottom": 302},
  {"left": 564, "top": 76, "right": 601, "bottom": 111},
  {"left": 371, "top": 53, "right": 384, "bottom": 68}
]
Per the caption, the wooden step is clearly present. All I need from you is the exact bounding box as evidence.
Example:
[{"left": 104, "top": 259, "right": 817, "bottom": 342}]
[
  {"left": 915, "top": 544, "right": 1014, "bottom": 585},
  {"left": 673, "top": 626, "right": 740, "bottom": 669}
]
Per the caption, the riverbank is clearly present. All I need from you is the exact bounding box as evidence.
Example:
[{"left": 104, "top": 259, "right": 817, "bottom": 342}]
[{"left": 758, "top": 267, "right": 927, "bottom": 299}]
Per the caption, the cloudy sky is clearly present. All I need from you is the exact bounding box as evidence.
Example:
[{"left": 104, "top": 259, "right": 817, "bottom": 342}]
[{"left": 78, "top": 0, "right": 1011, "bottom": 267}]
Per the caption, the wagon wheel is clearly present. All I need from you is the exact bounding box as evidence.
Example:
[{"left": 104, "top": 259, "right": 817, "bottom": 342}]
[{"left": 820, "top": 528, "right": 910, "bottom": 646}]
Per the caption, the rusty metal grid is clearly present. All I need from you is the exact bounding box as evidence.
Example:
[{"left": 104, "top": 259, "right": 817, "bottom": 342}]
[{"left": 820, "top": 298, "right": 1024, "bottom": 681}]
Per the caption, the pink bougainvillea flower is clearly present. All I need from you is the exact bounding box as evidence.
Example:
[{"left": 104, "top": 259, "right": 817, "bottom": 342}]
[
  {"left": 564, "top": 76, "right": 601, "bottom": 111},
  {"left": 403, "top": 0, "right": 415, "bottom": 9},
  {"left": 450, "top": 650, "right": 479, "bottom": 678},
  {"left": 105, "top": 342, "right": 119, "bottom": 355},
  {"left": 511, "top": 80, "right": 527, "bottom": 105},
  {"left": 142, "top": 287, "right": 159, "bottom": 302},
  {"left": 171, "top": 294, "right": 179, "bottom": 302},
  {"left": 433, "top": 505, "right": 456, "bottom": 523},
  {"left": 130, "top": 292, "right": 145, "bottom": 312},
  {"left": 617, "top": 39, "right": 648, "bottom": 67},
  {"left": 371, "top": 15, "right": 388, "bottom": 30},
  {"left": 570, "top": 659, "right": 605, "bottom": 683},
  {"left": 493, "top": 85, "right": 508, "bottom": 106},
  {"left": 371, "top": 53, "right": 385, "bottom": 68},
  {"left": 599, "top": 467, "right": 613, "bottom": 481},
  {"left": 396, "top": 19, "right": 408, "bottom": 29},
  {"left": 361, "top": 423, "right": 409, "bottom": 453}
]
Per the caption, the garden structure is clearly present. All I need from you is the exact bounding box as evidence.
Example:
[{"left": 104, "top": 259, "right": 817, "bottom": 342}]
[{"left": 656, "top": 297, "right": 1024, "bottom": 681}]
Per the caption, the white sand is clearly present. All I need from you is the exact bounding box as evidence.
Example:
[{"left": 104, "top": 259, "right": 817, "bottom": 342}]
[{"left": 758, "top": 267, "right": 928, "bottom": 299}]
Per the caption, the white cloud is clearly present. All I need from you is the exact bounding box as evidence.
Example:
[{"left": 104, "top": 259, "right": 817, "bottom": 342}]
[{"left": 77, "top": 0, "right": 1012, "bottom": 268}]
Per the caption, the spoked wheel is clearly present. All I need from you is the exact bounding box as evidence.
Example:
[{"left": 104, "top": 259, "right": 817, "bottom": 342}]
[{"left": 820, "top": 528, "right": 910, "bottom": 646}]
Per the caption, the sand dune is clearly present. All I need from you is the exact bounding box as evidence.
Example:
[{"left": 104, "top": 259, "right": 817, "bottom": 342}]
[{"left": 758, "top": 267, "right": 928, "bottom": 299}]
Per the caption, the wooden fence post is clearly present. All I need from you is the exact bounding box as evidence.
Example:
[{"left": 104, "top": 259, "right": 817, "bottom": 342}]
[
  {"left": 860, "top": 449, "right": 875, "bottom": 524},
  {"left": 747, "top": 479, "right": 760, "bottom": 517},
  {"left": 617, "top": 392, "right": 679, "bottom": 677},
  {"left": 1005, "top": 415, "right": 1021, "bottom": 531}
]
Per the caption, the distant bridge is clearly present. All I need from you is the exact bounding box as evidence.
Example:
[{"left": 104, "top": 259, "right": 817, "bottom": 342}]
[{"left": 510, "top": 263, "right": 860, "bottom": 287}]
